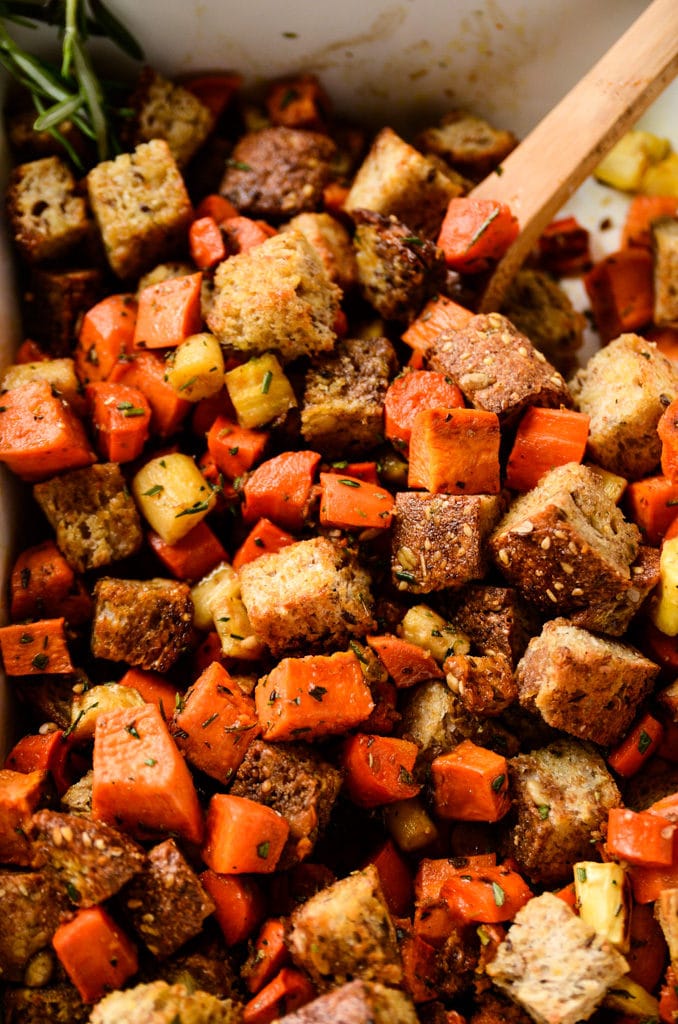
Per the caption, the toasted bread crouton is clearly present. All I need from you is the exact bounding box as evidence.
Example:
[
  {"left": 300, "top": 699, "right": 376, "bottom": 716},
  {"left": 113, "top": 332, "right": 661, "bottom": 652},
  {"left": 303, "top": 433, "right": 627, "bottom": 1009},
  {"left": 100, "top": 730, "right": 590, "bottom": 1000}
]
[
  {"left": 89, "top": 981, "right": 242, "bottom": 1024},
  {"left": 516, "top": 618, "right": 659, "bottom": 745},
  {"left": 276, "top": 980, "right": 418, "bottom": 1024},
  {"left": 568, "top": 543, "right": 659, "bottom": 636},
  {"left": 282, "top": 211, "right": 358, "bottom": 291},
  {"left": 489, "top": 462, "right": 641, "bottom": 632},
  {"left": 25, "top": 265, "right": 102, "bottom": 356},
  {"left": 30, "top": 809, "right": 145, "bottom": 908},
  {"left": 504, "top": 738, "right": 620, "bottom": 885},
  {"left": 91, "top": 577, "right": 193, "bottom": 672},
  {"left": 121, "top": 838, "right": 214, "bottom": 957},
  {"left": 301, "top": 335, "right": 396, "bottom": 456},
  {"left": 6, "top": 155, "right": 91, "bottom": 264},
  {"left": 427, "top": 313, "right": 571, "bottom": 428},
  {"left": 345, "top": 127, "right": 462, "bottom": 239},
  {"left": 500, "top": 268, "right": 585, "bottom": 375},
  {"left": 288, "top": 864, "right": 402, "bottom": 989},
  {"left": 239, "top": 536, "right": 375, "bottom": 656},
  {"left": 127, "top": 67, "right": 215, "bottom": 167},
  {"left": 416, "top": 110, "right": 517, "bottom": 181},
  {"left": 220, "top": 126, "right": 336, "bottom": 219},
  {"left": 568, "top": 333, "right": 678, "bottom": 480},
  {"left": 207, "top": 229, "right": 340, "bottom": 363},
  {"left": 2, "top": 985, "right": 90, "bottom": 1024},
  {"left": 87, "top": 139, "right": 193, "bottom": 280},
  {"left": 352, "top": 209, "right": 446, "bottom": 321},
  {"left": 33, "top": 463, "right": 143, "bottom": 574},
  {"left": 391, "top": 491, "right": 504, "bottom": 594},
  {"left": 446, "top": 585, "right": 534, "bottom": 667},
  {"left": 445, "top": 652, "right": 518, "bottom": 717},
  {"left": 7, "top": 108, "right": 88, "bottom": 164},
  {"left": 652, "top": 216, "right": 678, "bottom": 327},
  {"left": 487, "top": 893, "right": 628, "bottom": 1024},
  {"left": 230, "top": 739, "right": 342, "bottom": 869},
  {"left": 0, "top": 870, "right": 67, "bottom": 981}
]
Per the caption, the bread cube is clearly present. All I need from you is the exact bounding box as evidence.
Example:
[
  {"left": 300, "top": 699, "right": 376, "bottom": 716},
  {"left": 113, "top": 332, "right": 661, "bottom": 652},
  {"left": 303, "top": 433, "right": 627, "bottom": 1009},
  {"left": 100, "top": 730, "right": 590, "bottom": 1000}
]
[
  {"left": 127, "top": 67, "right": 215, "bottom": 167},
  {"left": 0, "top": 870, "right": 67, "bottom": 981},
  {"left": 34, "top": 463, "right": 143, "bottom": 573},
  {"left": 89, "top": 981, "right": 242, "bottom": 1024},
  {"left": 652, "top": 216, "right": 678, "bottom": 327},
  {"left": 6, "top": 155, "right": 90, "bottom": 263},
  {"left": 25, "top": 265, "right": 102, "bottom": 356},
  {"left": 416, "top": 109, "right": 517, "bottom": 181},
  {"left": 282, "top": 211, "right": 358, "bottom": 291},
  {"left": 87, "top": 139, "right": 193, "bottom": 279},
  {"left": 276, "top": 981, "right": 418, "bottom": 1024},
  {"left": 446, "top": 584, "right": 533, "bottom": 667},
  {"left": 501, "top": 268, "right": 585, "bottom": 374},
  {"left": 1, "top": 357, "right": 82, "bottom": 412},
  {"left": 207, "top": 229, "right": 340, "bottom": 362},
  {"left": 445, "top": 652, "right": 518, "bottom": 716}
]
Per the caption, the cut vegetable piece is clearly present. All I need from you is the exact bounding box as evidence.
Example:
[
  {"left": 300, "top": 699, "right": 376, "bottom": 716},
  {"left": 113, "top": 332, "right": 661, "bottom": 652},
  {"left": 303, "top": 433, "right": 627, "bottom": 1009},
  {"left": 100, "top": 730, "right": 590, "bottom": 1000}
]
[
  {"left": 207, "top": 415, "right": 269, "bottom": 480},
  {"left": 437, "top": 197, "right": 519, "bottom": 272},
  {"left": 366, "top": 634, "right": 444, "bottom": 687},
  {"left": 440, "top": 864, "right": 533, "bottom": 924},
  {"left": 584, "top": 248, "right": 654, "bottom": 342},
  {"left": 607, "top": 808, "right": 676, "bottom": 867},
  {"left": 318, "top": 472, "right": 394, "bottom": 529},
  {"left": 505, "top": 406, "right": 590, "bottom": 492},
  {"left": 408, "top": 407, "right": 501, "bottom": 494},
  {"left": 133, "top": 272, "right": 203, "bottom": 349},
  {"left": 164, "top": 332, "right": 226, "bottom": 401},
  {"left": 202, "top": 793, "right": 289, "bottom": 874},
  {"left": 200, "top": 870, "right": 265, "bottom": 946},
  {"left": 0, "top": 617, "right": 73, "bottom": 676},
  {"left": 52, "top": 906, "right": 138, "bottom": 1004},
  {"left": 85, "top": 381, "right": 151, "bottom": 462},
  {"left": 132, "top": 452, "right": 217, "bottom": 544},
  {"left": 147, "top": 519, "right": 227, "bottom": 581},
  {"left": 607, "top": 711, "right": 664, "bottom": 777},
  {"left": 225, "top": 353, "right": 297, "bottom": 429},
  {"left": 242, "top": 450, "right": 321, "bottom": 531},
  {"left": 232, "top": 518, "right": 295, "bottom": 571},
  {"left": 573, "top": 860, "right": 630, "bottom": 952},
  {"left": 384, "top": 369, "right": 465, "bottom": 449},
  {"left": 430, "top": 739, "right": 510, "bottom": 821},
  {"left": 109, "top": 349, "right": 191, "bottom": 437},
  {"left": 343, "top": 734, "right": 421, "bottom": 808},
  {"left": 74, "top": 294, "right": 137, "bottom": 384}
]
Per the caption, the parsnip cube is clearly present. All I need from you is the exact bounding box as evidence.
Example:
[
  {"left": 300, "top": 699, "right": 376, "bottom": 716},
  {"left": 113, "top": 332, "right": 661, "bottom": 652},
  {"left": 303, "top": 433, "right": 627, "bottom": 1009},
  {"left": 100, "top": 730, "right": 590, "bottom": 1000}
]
[
  {"left": 384, "top": 797, "right": 439, "bottom": 852},
  {"left": 603, "top": 976, "right": 659, "bottom": 1019},
  {"left": 225, "top": 352, "right": 297, "bottom": 429},
  {"left": 640, "top": 152, "right": 678, "bottom": 197},
  {"left": 132, "top": 452, "right": 216, "bottom": 544},
  {"left": 574, "top": 861, "right": 630, "bottom": 953},
  {"left": 650, "top": 535, "right": 678, "bottom": 636},
  {"left": 70, "top": 683, "right": 145, "bottom": 742},
  {"left": 190, "top": 561, "right": 234, "bottom": 631},
  {"left": 594, "top": 130, "right": 670, "bottom": 192},
  {"left": 164, "top": 332, "right": 225, "bottom": 401},
  {"left": 399, "top": 604, "right": 471, "bottom": 663},
  {"left": 1, "top": 358, "right": 83, "bottom": 411},
  {"left": 208, "top": 564, "right": 265, "bottom": 661},
  {"left": 656, "top": 888, "right": 678, "bottom": 967}
]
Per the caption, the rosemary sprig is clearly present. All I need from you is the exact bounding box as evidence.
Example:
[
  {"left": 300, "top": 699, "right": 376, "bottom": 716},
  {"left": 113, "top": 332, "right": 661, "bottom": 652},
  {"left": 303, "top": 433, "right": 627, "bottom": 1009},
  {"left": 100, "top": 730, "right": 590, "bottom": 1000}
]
[{"left": 0, "top": 0, "right": 143, "bottom": 167}]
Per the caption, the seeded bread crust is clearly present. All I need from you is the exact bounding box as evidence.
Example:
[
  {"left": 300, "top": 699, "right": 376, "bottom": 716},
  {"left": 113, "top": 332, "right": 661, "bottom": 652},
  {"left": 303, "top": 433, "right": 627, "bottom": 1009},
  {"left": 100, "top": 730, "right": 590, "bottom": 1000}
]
[
  {"left": 0, "top": 869, "right": 68, "bottom": 982},
  {"left": 445, "top": 584, "right": 534, "bottom": 667},
  {"left": 426, "top": 312, "right": 571, "bottom": 428},
  {"left": 445, "top": 652, "right": 518, "bottom": 717},
  {"left": 6, "top": 155, "right": 90, "bottom": 264}
]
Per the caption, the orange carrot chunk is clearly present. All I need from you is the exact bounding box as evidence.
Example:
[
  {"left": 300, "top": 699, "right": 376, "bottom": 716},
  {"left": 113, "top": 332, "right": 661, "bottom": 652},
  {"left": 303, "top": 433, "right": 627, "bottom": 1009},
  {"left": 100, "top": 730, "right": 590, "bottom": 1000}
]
[
  {"left": 366, "top": 634, "right": 444, "bottom": 688},
  {"left": 207, "top": 415, "right": 269, "bottom": 479},
  {"left": 255, "top": 650, "right": 374, "bottom": 742},
  {"left": 52, "top": 906, "right": 138, "bottom": 1004},
  {"left": 109, "top": 350, "right": 191, "bottom": 437},
  {"left": 326, "top": 461, "right": 380, "bottom": 485},
  {"left": 622, "top": 194, "right": 678, "bottom": 249},
  {"left": 430, "top": 739, "right": 510, "bottom": 822},
  {"left": 629, "top": 861, "right": 678, "bottom": 905},
  {"left": 182, "top": 72, "right": 242, "bottom": 118},
  {"left": 658, "top": 397, "right": 678, "bottom": 482},
  {"left": 505, "top": 406, "right": 590, "bottom": 492},
  {"left": 318, "top": 472, "right": 394, "bottom": 530},
  {"left": 624, "top": 902, "right": 666, "bottom": 992},
  {"left": 74, "top": 294, "right": 137, "bottom": 384},
  {"left": 0, "top": 617, "right": 73, "bottom": 676},
  {"left": 607, "top": 711, "right": 664, "bottom": 778},
  {"left": 202, "top": 793, "right": 290, "bottom": 874},
  {"left": 194, "top": 193, "right": 239, "bottom": 223},
  {"left": 190, "top": 215, "right": 227, "bottom": 269},
  {"left": 232, "top": 518, "right": 296, "bottom": 572},
  {"left": 648, "top": 325, "right": 678, "bottom": 363},
  {"left": 660, "top": 966, "right": 678, "bottom": 1023},
  {"left": 401, "top": 296, "right": 474, "bottom": 359},
  {"left": 437, "top": 197, "right": 519, "bottom": 273},
  {"left": 5, "top": 729, "right": 73, "bottom": 795},
  {"left": 343, "top": 733, "right": 421, "bottom": 808},
  {"left": 242, "top": 450, "right": 321, "bottom": 531},
  {"left": 384, "top": 370, "right": 465, "bottom": 450},
  {"left": 537, "top": 215, "right": 591, "bottom": 275},
  {"left": 364, "top": 838, "right": 414, "bottom": 918},
  {"left": 624, "top": 474, "right": 678, "bottom": 546},
  {"left": 266, "top": 74, "right": 329, "bottom": 130},
  {"left": 0, "top": 768, "right": 51, "bottom": 866},
  {"left": 408, "top": 407, "right": 501, "bottom": 494},
  {"left": 584, "top": 248, "right": 654, "bottom": 342},
  {"left": 222, "top": 216, "right": 277, "bottom": 255},
  {"left": 15, "top": 338, "right": 49, "bottom": 363},
  {"left": 0, "top": 380, "right": 95, "bottom": 481},
  {"left": 148, "top": 520, "right": 228, "bottom": 582},
  {"left": 92, "top": 703, "right": 204, "bottom": 844},
  {"left": 607, "top": 807, "right": 676, "bottom": 867},
  {"left": 200, "top": 870, "right": 265, "bottom": 945},
  {"left": 245, "top": 918, "right": 290, "bottom": 995},
  {"left": 85, "top": 381, "right": 151, "bottom": 463},
  {"left": 242, "top": 968, "right": 315, "bottom": 1024},
  {"left": 10, "top": 540, "right": 91, "bottom": 625},
  {"left": 118, "top": 667, "right": 179, "bottom": 719},
  {"left": 440, "top": 864, "right": 533, "bottom": 924},
  {"left": 134, "top": 272, "right": 203, "bottom": 350}
]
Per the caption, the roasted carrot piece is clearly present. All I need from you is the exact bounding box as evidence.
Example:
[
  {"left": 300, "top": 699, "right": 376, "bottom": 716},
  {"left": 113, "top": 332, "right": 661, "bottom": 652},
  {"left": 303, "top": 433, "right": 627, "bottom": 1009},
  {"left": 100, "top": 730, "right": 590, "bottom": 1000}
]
[
  {"left": 192, "top": 387, "right": 237, "bottom": 437},
  {"left": 554, "top": 882, "right": 577, "bottom": 907},
  {"left": 318, "top": 472, "right": 394, "bottom": 530},
  {"left": 399, "top": 924, "right": 439, "bottom": 1003},
  {"left": 0, "top": 379, "right": 95, "bottom": 481},
  {"left": 437, "top": 197, "right": 519, "bottom": 273},
  {"left": 10, "top": 540, "right": 79, "bottom": 622},
  {"left": 440, "top": 864, "right": 533, "bottom": 924},
  {"left": 366, "top": 634, "right": 444, "bottom": 688},
  {"left": 648, "top": 325, "right": 678, "bottom": 363},
  {"left": 200, "top": 870, "right": 266, "bottom": 946},
  {"left": 626, "top": 902, "right": 668, "bottom": 992},
  {"left": 343, "top": 734, "right": 421, "bottom": 808},
  {"left": 243, "top": 968, "right": 315, "bottom": 1024},
  {"left": 629, "top": 860, "right": 678, "bottom": 904},
  {"left": 364, "top": 839, "right": 413, "bottom": 918},
  {"left": 118, "top": 667, "right": 179, "bottom": 719},
  {"left": 52, "top": 906, "right": 138, "bottom": 1004},
  {"left": 584, "top": 248, "right": 654, "bottom": 342},
  {"left": 85, "top": 381, "right": 151, "bottom": 462},
  {"left": 384, "top": 370, "right": 465, "bottom": 450},
  {"left": 408, "top": 407, "right": 501, "bottom": 494},
  {"left": 660, "top": 966, "right": 678, "bottom": 1023},
  {"left": 0, "top": 618, "right": 73, "bottom": 676},
  {"left": 323, "top": 181, "right": 349, "bottom": 214},
  {"left": 607, "top": 711, "right": 664, "bottom": 777},
  {"left": 222, "top": 216, "right": 277, "bottom": 255},
  {"left": 537, "top": 215, "right": 591, "bottom": 275},
  {"left": 622, "top": 195, "right": 678, "bottom": 249},
  {"left": 505, "top": 406, "right": 590, "bottom": 492},
  {"left": 658, "top": 398, "right": 678, "bottom": 482},
  {"left": 16, "top": 338, "right": 49, "bottom": 363},
  {"left": 245, "top": 918, "right": 290, "bottom": 994},
  {"left": 607, "top": 807, "right": 676, "bottom": 866},
  {"left": 182, "top": 71, "right": 242, "bottom": 118},
  {"left": 109, "top": 350, "right": 191, "bottom": 437},
  {"left": 430, "top": 740, "right": 510, "bottom": 822},
  {"left": 194, "top": 194, "right": 239, "bottom": 223},
  {"left": 189, "top": 215, "right": 227, "bottom": 270},
  {"left": 255, "top": 651, "right": 374, "bottom": 742},
  {"left": 172, "top": 662, "right": 260, "bottom": 785},
  {"left": 242, "top": 450, "right": 321, "bottom": 531},
  {"left": 326, "top": 460, "right": 380, "bottom": 485},
  {"left": 207, "top": 415, "right": 269, "bottom": 479},
  {"left": 92, "top": 704, "right": 204, "bottom": 844},
  {"left": 0, "top": 768, "right": 50, "bottom": 865},
  {"left": 401, "top": 295, "right": 473, "bottom": 359},
  {"left": 624, "top": 474, "right": 678, "bottom": 546},
  {"left": 148, "top": 520, "right": 228, "bottom": 581},
  {"left": 74, "top": 294, "right": 137, "bottom": 385},
  {"left": 202, "top": 793, "right": 290, "bottom": 874},
  {"left": 134, "top": 272, "right": 203, "bottom": 350},
  {"left": 415, "top": 854, "right": 497, "bottom": 903},
  {"left": 5, "top": 729, "right": 73, "bottom": 795},
  {"left": 266, "top": 74, "right": 329, "bottom": 130},
  {"left": 232, "top": 518, "right": 295, "bottom": 572}
]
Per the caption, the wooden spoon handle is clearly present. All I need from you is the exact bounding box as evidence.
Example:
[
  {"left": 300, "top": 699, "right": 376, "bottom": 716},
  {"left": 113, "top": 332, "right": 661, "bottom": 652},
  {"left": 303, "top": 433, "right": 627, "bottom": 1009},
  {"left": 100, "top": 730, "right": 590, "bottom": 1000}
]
[{"left": 473, "top": 0, "right": 678, "bottom": 312}]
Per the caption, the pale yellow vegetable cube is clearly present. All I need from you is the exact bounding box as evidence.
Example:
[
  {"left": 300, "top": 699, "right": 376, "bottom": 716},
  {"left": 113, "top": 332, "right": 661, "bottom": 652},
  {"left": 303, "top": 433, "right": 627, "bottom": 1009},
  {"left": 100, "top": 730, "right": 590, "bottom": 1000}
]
[
  {"left": 207, "top": 564, "right": 265, "bottom": 661},
  {"left": 191, "top": 561, "right": 234, "bottom": 631},
  {"left": 573, "top": 861, "right": 630, "bottom": 952},
  {"left": 399, "top": 604, "right": 470, "bottom": 663},
  {"left": 640, "top": 151, "right": 678, "bottom": 197},
  {"left": 594, "top": 130, "right": 670, "bottom": 192},
  {"left": 225, "top": 352, "right": 297, "bottom": 429},
  {"left": 70, "top": 683, "right": 145, "bottom": 742},
  {"left": 1, "top": 358, "right": 82, "bottom": 411},
  {"left": 384, "top": 797, "right": 439, "bottom": 852},
  {"left": 603, "top": 977, "right": 659, "bottom": 1019},
  {"left": 132, "top": 452, "right": 216, "bottom": 544},
  {"left": 650, "top": 535, "right": 678, "bottom": 636},
  {"left": 164, "top": 332, "right": 225, "bottom": 401}
]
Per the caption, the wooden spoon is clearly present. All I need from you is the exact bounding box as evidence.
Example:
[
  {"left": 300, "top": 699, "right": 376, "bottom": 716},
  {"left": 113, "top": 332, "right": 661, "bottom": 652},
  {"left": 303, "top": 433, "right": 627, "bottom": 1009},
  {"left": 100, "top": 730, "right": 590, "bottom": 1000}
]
[{"left": 473, "top": 0, "right": 678, "bottom": 312}]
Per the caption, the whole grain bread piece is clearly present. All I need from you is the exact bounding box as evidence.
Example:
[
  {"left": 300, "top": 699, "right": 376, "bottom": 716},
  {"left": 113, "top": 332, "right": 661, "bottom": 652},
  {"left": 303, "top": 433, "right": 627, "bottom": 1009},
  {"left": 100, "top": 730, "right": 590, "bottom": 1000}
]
[
  {"left": 445, "top": 584, "right": 536, "bottom": 667},
  {"left": 229, "top": 739, "right": 343, "bottom": 869},
  {"left": 568, "top": 543, "right": 660, "bottom": 636},
  {"left": 2, "top": 984, "right": 90, "bottom": 1024},
  {"left": 426, "top": 312, "right": 571, "bottom": 428},
  {"left": 33, "top": 463, "right": 143, "bottom": 574},
  {"left": 91, "top": 577, "right": 193, "bottom": 672},
  {"left": 351, "top": 208, "right": 446, "bottom": 321},
  {"left": 488, "top": 462, "right": 641, "bottom": 632},
  {"left": 516, "top": 617, "right": 659, "bottom": 745},
  {"left": 207, "top": 229, "right": 340, "bottom": 363},
  {"left": 282, "top": 211, "right": 358, "bottom": 291},
  {"left": 275, "top": 980, "right": 419, "bottom": 1024},
  {"left": 25, "top": 265, "right": 103, "bottom": 356},
  {"left": 416, "top": 110, "right": 517, "bottom": 181},
  {"left": 391, "top": 491, "right": 504, "bottom": 594},
  {"left": 500, "top": 268, "right": 585, "bottom": 376},
  {"left": 345, "top": 126, "right": 462, "bottom": 239},
  {"left": 89, "top": 981, "right": 242, "bottom": 1024},
  {"left": 288, "top": 864, "right": 402, "bottom": 990},
  {"left": 503, "top": 737, "right": 621, "bottom": 885},
  {"left": 301, "top": 335, "right": 396, "bottom": 456},
  {"left": 568, "top": 332, "right": 678, "bottom": 480},
  {"left": 487, "top": 892, "right": 628, "bottom": 1024},
  {"left": 652, "top": 215, "right": 678, "bottom": 327},
  {"left": 0, "top": 869, "right": 68, "bottom": 982},
  {"left": 444, "top": 652, "right": 518, "bottom": 717},
  {"left": 87, "top": 139, "right": 193, "bottom": 280},
  {"left": 220, "top": 125, "right": 336, "bottom": 219},
  {"left": 125, "top": 66, "right": 215, "bottom": 167},
  {"left": 6, "top": 155, "right": 91, "bottom": 264},
  {"left": 238, "top": 536, "right": 375, "bottom": 657}
]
